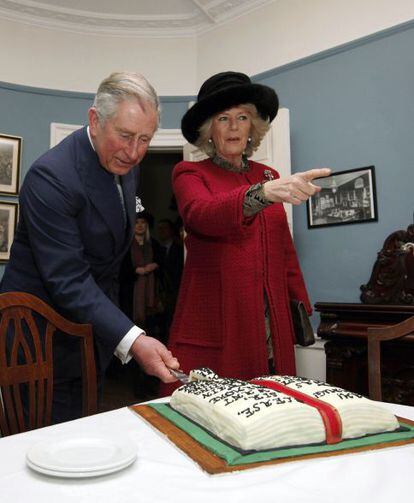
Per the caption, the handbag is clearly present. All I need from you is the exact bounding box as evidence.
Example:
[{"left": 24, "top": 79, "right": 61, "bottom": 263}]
[{"left": 290, "top": 300, "right": 315, "bottom": 346}]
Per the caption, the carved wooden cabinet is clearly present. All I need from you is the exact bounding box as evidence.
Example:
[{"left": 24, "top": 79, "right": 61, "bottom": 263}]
[
  {"left": 315, "top": 223, "right": 414, "bottom": 405},
  {"left": 315, "top": 303, "right": 414, "bottom": 405}
]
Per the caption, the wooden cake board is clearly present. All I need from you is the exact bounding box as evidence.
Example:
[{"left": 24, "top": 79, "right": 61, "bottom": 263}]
[{"left": 130, "top": 404, "right": 414, "bottom": 475}]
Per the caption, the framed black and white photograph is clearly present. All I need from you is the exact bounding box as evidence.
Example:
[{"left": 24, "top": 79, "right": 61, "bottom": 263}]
[
  {"left": 307, "top": 166, "right": 377, "bottom": 228},
  {"left": 0, "top": 201, "right": 18, "bottom": 262},
  {"left": 0, "top": 134, "right": 22, "bottom": 195}
]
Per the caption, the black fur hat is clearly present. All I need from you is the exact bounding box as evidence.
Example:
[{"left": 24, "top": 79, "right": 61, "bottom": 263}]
[{"left": 181, "top": 71, "right": 279, "bottom": 144}]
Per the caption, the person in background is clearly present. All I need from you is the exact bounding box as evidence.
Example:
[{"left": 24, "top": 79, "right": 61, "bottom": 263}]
[
  {"left": 157, "top": 218, "right": 184, "bottom": 338},
  {"left": 161, "top": 71, "right": 330, "bottom": 395},
  {"left": 130, "top": 211, "right": 164, "bottom": 332},
  {"left": 0, "top": 71, "right": 179, "bottom": 423},
  {"left": 124, "top": 210, "right": 165, "bottom": 398}
]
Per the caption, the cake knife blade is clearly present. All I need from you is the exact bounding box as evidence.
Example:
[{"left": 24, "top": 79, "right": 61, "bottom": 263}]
[{"left": 169, "top": 368, "right": 190, "bottom": 384}]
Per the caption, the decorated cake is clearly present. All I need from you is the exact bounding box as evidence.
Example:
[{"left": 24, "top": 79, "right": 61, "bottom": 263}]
[{"left": 169, "top": 369, "right": 399, "bottom": 451}]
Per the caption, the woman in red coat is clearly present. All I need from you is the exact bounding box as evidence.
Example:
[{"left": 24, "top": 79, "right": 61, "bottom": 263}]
[{"left": 162, "top": 72, "right": 330, "bottom": 393}]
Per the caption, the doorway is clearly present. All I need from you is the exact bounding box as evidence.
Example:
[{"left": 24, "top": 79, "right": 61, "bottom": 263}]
[{"left": 138, "top": 151, "right": 183, "bottom": 238}]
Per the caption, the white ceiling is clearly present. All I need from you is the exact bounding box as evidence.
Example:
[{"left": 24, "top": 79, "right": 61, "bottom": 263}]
[{"left": 0, "top": 0, "right": 276, "bottom": 36}]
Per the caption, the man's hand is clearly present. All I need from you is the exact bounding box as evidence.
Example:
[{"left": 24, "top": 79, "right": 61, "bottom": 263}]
[
  {"left": 129, "top": 334, "right": 180, "bottom": 383},
  {"left": 263, "top": 168, "right": 331, "bottom": 205}
]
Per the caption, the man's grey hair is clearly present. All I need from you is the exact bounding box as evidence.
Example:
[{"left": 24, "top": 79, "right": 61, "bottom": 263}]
[
  {"left": 92, "top": 71, "right": 160, "bottom": 124},
  {"left": 195, "top": 104, "right": 270, "bottom": 157}
]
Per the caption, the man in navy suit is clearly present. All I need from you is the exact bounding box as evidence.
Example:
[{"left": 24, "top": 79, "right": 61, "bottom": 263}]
[{"left": 0, "top": 72, "right": 180, "bottom": 423}]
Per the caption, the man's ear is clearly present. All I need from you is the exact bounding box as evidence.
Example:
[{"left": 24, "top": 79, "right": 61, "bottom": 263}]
[{"left": 88, "top": 107, "right": 99, "bottom": 136}]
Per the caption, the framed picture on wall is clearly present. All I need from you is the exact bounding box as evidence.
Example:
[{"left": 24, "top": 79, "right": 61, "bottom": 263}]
[
  {"left": 307, "top": 166, "right": 378, "bottom": 228},
  {"left": 0, "top": 201, "right": 18, "bottom": 262},
  {"left": 0, "top": 134, "right": 22, "bottom": 195}
]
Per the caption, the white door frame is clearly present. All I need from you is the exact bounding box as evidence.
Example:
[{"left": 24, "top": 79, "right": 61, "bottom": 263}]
[
  {"left": 149, "top": 129, "right": 186, "bottom": 152},
  {"left": 50, "top": 123, "right": 186, "bottom": 152}
]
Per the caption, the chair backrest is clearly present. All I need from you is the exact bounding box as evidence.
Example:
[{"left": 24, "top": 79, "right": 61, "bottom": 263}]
[
  {"left": 0, "top": 292, "right": 97, "bottom": 436},
  {"left": 367, "top": 316, "right": 414, "bottom": 401},
  {"left": 360, "top": 223, "right": 414, "bottom": 305}
]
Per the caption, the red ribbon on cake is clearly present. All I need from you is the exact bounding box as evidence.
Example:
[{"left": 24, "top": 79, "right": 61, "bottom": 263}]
[{"left": 249, "top": 379, "right": 343, "bottom": 444}]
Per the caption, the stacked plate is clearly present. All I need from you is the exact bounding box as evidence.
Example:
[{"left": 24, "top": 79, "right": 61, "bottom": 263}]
[{"left": 26, "top": 435, "right": 137, "bottom": 478}]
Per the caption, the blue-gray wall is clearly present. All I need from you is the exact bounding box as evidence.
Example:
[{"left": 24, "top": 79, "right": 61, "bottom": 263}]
[
  {"left": 254, "top": 21, "right": 414, "bottom": 321},
  {"left": 1, "top": 21, "right": 414, "bottom": 318}
]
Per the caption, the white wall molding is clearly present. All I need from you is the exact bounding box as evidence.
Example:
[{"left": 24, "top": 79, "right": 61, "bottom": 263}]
[
  {"left": 0, "top": 0, "right": 201, "bottom": 37},
  {"left": 2, "top": 1, "right": 414, "bottom": 96},
  {"left": 0, "top": 0, "right": 273, "bottom": 37}
]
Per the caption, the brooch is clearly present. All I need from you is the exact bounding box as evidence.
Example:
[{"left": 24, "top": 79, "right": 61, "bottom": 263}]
[{"left": 263, "top": 169, "right": 274, "bottom": 181}]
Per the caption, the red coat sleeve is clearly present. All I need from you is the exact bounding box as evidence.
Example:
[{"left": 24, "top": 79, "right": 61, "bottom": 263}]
[
  {"left": 284, "top": 224, "right": 313, "bottom": 314},
  {"left": 173, "top": 161, "right": 251, "bottom": 237}
]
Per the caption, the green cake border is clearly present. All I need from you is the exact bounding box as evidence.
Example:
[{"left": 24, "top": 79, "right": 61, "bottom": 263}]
[{"left": 148, "top": 403, "right": 414, "bottom": 466}]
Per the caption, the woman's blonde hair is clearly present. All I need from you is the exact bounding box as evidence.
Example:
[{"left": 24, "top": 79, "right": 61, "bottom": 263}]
[
  {"left": 195, "top": 104, "right": 270, "bottom": 157},
  {"left": 135, "top": 217, "right": 151, "bottom": 242}
]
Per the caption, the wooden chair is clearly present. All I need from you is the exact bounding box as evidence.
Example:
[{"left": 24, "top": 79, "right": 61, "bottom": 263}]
[
  {"left": 367, "top": 315, "right": 414, "bottom": 401},
  {"left": 0, "top": 292, "right": 98, "bottom": 436}
]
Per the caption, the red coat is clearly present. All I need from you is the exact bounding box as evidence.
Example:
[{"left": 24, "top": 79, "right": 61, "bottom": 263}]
[{"left": 162, "top": 158, "right": 311, "bottom": 394}]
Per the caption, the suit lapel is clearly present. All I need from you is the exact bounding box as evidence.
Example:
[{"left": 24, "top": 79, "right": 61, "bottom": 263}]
[
  {"left": 121, "top": 170, "right": 136, "bottom": 233},
  {"left": 76, "top": 128, "right": 126, "bottom": 247},
  {"left": 120, "top": 168, "right": 138, "bottom": 249}
]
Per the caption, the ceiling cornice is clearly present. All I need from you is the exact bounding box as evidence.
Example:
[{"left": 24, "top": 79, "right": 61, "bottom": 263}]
[{"left": 0, "top": 0, "right": 274, "bottom": 38}]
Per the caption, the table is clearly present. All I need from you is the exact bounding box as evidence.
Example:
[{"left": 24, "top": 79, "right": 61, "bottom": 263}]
[{"left": 0, "top": 400, "right": 412, "bottom": 503}]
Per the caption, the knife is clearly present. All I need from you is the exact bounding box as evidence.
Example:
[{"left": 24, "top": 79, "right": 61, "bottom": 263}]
[{"left": 169, "top": 368, "right": 190, "bottom": 384}]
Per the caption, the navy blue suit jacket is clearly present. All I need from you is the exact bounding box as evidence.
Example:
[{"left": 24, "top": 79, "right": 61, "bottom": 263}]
[{"left": 1, "top": 127, "right": 138, "bottom": 376}]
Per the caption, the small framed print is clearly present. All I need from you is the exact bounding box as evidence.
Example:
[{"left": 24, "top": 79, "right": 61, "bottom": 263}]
[
  {"left": 0, "top": 134, "right": 22, "bottom": 195},
  {"left": 0, "top": 201, "right": 18, "bottom": 262},
  {"left": 307, "top": 166, "right": 378, "bottom": 229}
]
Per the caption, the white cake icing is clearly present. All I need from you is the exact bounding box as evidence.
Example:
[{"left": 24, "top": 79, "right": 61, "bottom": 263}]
[
  {"left": 169, "top": 372, "right": 399, "bottom": 451},
  {"left": 189, "top": 368, "right": 219, "bottom": 382}
]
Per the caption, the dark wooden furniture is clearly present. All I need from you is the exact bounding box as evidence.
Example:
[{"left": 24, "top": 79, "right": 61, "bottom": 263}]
[
  {"left": 367, "top": 316, "right": 414, "bottom": 401},
  {"left": 0, "top": 292, "right": 98, "bottom": 436},
  {"left": 360, "top": 223, "right": 414, "bottom": 305},
  {"left": 316, "top": 222, "right": 414, "bottom": 405},
  {"left": 316, "top": 302, "right": 414, "bottom": 404}
]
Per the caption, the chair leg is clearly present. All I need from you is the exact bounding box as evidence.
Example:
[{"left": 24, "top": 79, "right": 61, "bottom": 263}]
[{"left": 368, "top": 339, "right": 382, "bottom": 401}]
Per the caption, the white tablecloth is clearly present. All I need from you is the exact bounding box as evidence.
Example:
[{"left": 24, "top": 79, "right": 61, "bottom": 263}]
[{"left": 0, "top": 400, "right": 412, "bottom": 503}]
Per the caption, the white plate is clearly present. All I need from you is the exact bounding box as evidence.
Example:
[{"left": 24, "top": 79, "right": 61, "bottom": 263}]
[
  {"left": 26, "top": 456, "right": 136, "bottom": 478},
  {"left": 26, "top": 435, "right": 137, "bottom": 477}
]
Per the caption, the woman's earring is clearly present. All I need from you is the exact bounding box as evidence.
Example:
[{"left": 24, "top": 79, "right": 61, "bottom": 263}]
[
  {"left": 208, "top": 138, "right": 213, "bottom": 144},
  {"left": 247, "top": 136, "right": 252, "bottom": 143}
]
